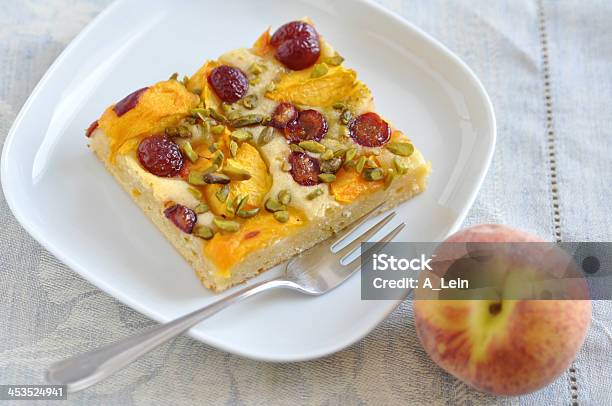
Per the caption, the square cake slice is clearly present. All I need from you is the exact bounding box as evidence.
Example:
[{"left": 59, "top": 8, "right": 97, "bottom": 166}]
[{"left": 87, "top": 19, "right": 430, "bottom": 292}]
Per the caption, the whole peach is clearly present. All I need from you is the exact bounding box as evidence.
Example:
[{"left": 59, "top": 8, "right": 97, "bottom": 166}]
[{"left": 413, "top": 224, "right": 591, "bottom": 395}]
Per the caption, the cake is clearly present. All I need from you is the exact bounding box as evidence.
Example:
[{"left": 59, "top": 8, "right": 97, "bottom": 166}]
[{"left": 87, "top": 19, "right": 430, "bottom": 292}]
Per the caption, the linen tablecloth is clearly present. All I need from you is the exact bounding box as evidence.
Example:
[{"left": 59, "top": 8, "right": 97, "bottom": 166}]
[{"left": 1, "top": 1, "right": 610, "bottom": 404}]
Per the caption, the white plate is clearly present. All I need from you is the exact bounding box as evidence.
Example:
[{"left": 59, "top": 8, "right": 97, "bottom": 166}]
[{"left": 1, "top": 0, "right": 495, "bottom": 361}]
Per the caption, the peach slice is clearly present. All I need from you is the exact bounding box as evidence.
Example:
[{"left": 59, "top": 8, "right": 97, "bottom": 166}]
[
  {"left": 330, "top": 164, "right": 384, "bottom": 204},
  {"left": 204, "top": 142, "right": 272, "bottom": 216},
  {"left": 98, "top": 80, "right": 199, "bottom": 159},
  {"left": 204, "top": 208, "right": 306, "bottom": 277},
  {"left": 252, "top": 27, "right": 273, "bottom": 56},
  {"left": 186, "top": 60, "right": 221, "bottom": 111},
  {"left": 265, "top": 66, "right": 358, "bottom": 108}
]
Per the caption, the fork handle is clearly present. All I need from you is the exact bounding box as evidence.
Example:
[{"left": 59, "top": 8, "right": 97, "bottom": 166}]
[{"left": 46, "top": 278, "right": 295, "bottom": 392}]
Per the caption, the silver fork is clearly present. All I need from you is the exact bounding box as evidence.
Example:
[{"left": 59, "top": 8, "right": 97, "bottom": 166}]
[{"left": 46, "top": 204, "right": 404, "bottom": 392}]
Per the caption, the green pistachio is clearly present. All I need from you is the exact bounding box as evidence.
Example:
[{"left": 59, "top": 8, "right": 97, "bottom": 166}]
[
  {"left": 230, "top": 129, "right": 253, "bottom": 142},
  {"left": 278, "top": 189, "right": 291, "bottom": 205},
  {"left": 168, "top": 72, "right": 179, "bottom": 81},
  {"left": 273, "top": 210, "right": 290, "bottom": 223},
  {"left": 299, "top": 140, "right": 326, "bottom": 154},
  {"left": 249, "top": 63, "right": 265, "bottom": 75},
  {"left": 345, "top": 148, "right": 357, "bottom": 161},
  {"left": 322, "top": 53, "right": 344, "bottom": 66},
  {"left": 191, "top": 107, "right": 209, "bottom": 120},
  {"left": 236, "top": 207, "right": 260, "bottom": 218},
  {"left": 211, "top": 150, "right": 224, "bottom": 168},
  {"left": 332, "top": 101, "right": 346, "bottom": 110},
  {"left": 188, "top": 170, "right": 206, "bottom": 186},
  {"left": 289, "top": 143, "right": 305, "bottom": 153},
  {"left": 318, "top": 173, "right": 336, "bottom": 183},
  {"left": 195, "top": 203, "right": 209, "bottom": 214},
  {"left": 225, "top": 195, "right": 236, "bottom": 215},
  {"left": 393, "top": 156, "right": 408, "bottom": 175},
  {"left": 202, "top": 164, "right": 219, "bottom": 177},
  {"left": 230, "top": 114, "right": 266, "bottom": 128},
  {"left": 179, "top": 141, "right": 198, "bottom": 163},
  {"left": 211, "top": 124, "right": 225, "bottom": 135},
  {"left": 193, "top": 225, "right": 214, "bottom": 240},
  {"left": 321, "top": 138, "right": 344, "bottom": 150},
  {"left": 258, "top": 126, "right": 275, "bottom": 146},
  {"left": 320, "top": 149, "right": 334, "bottom": 161},
  {"left": 235, "top": 194, "right": 248, "bottom": 212},
  {"left": 187, "top": 124, "right": 202, "bottom": 138},
  {"left": 310, "top": 63, "right": 329, "bottom": 78},
  {"left": 229, "top": 140, "right": 238, "bottom": 158},
  {"left": 215, "top": 184, "right": 229, "bottom": 202},
  {"left": 188, "top": 187, "right": 202, "bottom": 199},
  {"left": 203, "top": 172, "right": 231, "bottom": 184},
  {"left": 200, "top": 122, "right": 212, "bottom": 142},
  {"left": 208, "top": 108, "right": 227, "bottom": 123},
  {"left": 340, "top": 109, "right": 352, "bottom": 125},
  {"left": 222, "top": 163, "right": 252, "bottom": 181},
  {"left": 227, "top": 111, "right": 241, "bottom": 121},
  {"left": 306, "top": 189, "right": 324, "bottom": 200},
  {"left": 344, "top": 159, "right": 357, "bottom": 169},
  {"left": 333, "top": 148, "right": 347, "bottom": 158},
  {"left": 221, "top": 103, "right": 233, "bottom": 114},
  {"left": 320, "top": 157, "right": 342, "bottom": 174},
  {"left": 213, "top": 217, "right": 240, "bottom": 232},
  {"left": 385, "top": 142, "right": 414, "bottom": 157},
  {"left": 249, "top": 77, "right": 260, "bottom": 86},
  {"left": 203, "top": 164, "right": 219, "bottom": 175},
  {"left": 265, "top": 198, "right": 285, "bottom": 212},
  {"left": 241, "top": 94, "right": 258, "bottom": 110},
  {"left": 365, "top": 158, "right": 378, "bottom": 169},
  {"left": 384, "top": 168, "right": 396, "bottom": 189},
  {"left": 355, "top": 156, "right": 367, "bottom": 173},
  {"left": 363, "top": 167, "right": 384, "bottom": 181}
]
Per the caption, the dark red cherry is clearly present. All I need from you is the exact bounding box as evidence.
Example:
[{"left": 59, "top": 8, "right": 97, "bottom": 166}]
[
  {"left": 85, "top": 120, "right": 98, "bottom": 137},
  {"left": 288, "top": 152, "right": 320, "bottom": 186},
  {"left": 284, "top": 109, "right": 328, "bottom": 143},
  {"left": 270, "top": 102, "right": 298, "bottom": 129},
  {"left": 137, "top": 135, "right": 184, "bottom": 177},
  {"left": 114, "top": 87, "right": 148, "bottom": 117},
  {"left": 164, "top": 204, "right": 197, "bottom": 234},
  {"left": 349, "top": 112, "right": 391, "bottom": 147},
  {"left": 207, "top": 65, "right": 249, "bottom": 103},
  {"left": 271, "top": 21, "right": 320, "bottom": 70}
]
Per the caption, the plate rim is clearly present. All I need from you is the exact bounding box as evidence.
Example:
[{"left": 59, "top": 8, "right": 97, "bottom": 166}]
[{"left": 1, "top": 0, "right": 496, "bottom": 362}]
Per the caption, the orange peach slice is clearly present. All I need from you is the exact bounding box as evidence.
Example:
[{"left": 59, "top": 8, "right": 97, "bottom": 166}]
[
  {"left": 330, "top": 165, "right": 384, "bottom": 204},
  {"left": 204, "top": 208, "right": 306, "bottom": 277},
  {"left": 98, "top": 80, "right": 199, "bottom": 159},
  {"left": 204, "top": 142, "right": 272, "bottom": 216}
]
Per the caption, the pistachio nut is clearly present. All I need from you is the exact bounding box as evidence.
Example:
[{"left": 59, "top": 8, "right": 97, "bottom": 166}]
[{"left": 213, "top": 218, "right": 240, "bottom": 232}]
